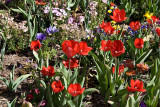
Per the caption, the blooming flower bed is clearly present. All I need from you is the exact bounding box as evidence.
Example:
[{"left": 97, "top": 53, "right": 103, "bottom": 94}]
[{"left": 0, "top": 0, "right": 160, "bottom": 107}]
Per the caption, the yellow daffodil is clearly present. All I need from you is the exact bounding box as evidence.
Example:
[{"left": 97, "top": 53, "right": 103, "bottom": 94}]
[
  {"left": 108, "top": 10, "right": 112, "bottom": 13},
  {"left": 110, "top": 6, "right": 114, "bottom": 10},
  {"left": 143, "top": 11, "right": 153, "bottom": 19}
]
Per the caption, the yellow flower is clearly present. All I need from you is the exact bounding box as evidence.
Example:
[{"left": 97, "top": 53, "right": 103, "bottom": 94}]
[
  {"left": 111, "top": 21, "right": 116, "bottom": 25},
  {"left": 110, "top": 6, "right": 114, "bottom": 10},
  {"left": 108, "top": 10, "right": 112, "bottom": 13},
  {"left": 113, "top": 25, "right": 120, "bottom": 30},
  {"left": 143, "top": 11, "right": 153, "bottom": 19}
]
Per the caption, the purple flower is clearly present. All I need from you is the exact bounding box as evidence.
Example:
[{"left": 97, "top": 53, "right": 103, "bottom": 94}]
[
  {"left": 46, "top": 26, "right": 59, "bottom": 34},
  {"left": 56, "top": 12, "right": 62, "bottom": 16},
  {"left": 36, "top": 33, "right": 47, "bottom": 41},
  {"left": 68, "top": 17, "right": 74, "bottom": 24},
  {"left": 140, "top": 101, "right": 147, "bottom": 107},
  {"left": 44, "top": 6, "right": 50, "bottom": 14},
  {"left": 79, "top": 16, "right": 84, "bottom": 23}
]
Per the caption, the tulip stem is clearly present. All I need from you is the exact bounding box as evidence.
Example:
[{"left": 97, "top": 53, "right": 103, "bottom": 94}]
[
  {"left": 115, "top": 57, "right": 119, "bottom": 81},
  {"left": 79, "top": 56, "right": 81, "bottom": 70},
  {"left": 104, "top": 52, "right": 106, "bottom": 64}
]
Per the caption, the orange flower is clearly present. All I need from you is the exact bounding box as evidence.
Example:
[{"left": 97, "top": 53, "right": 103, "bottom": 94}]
[
  {"left": 35, "top": 0, "right": 46, "bottom": 5},
  {"left": 125, "top": 70, "right": 136, "bottom": 76},
  {"left": 137, "top": 63, "right": 149, "bottom": 73}
]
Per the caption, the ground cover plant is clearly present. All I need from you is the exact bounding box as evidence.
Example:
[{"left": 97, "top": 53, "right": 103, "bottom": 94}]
[{"left": 0, "top": 0, "right": 160, "bottom": 107}]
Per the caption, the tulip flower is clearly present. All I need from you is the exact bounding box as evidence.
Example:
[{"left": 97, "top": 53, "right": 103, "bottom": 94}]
[
  {"left": 147, "top": 16, "right": 159, "bottom": 25},
  {"left": 110, "top": 9, "right": 127, "bottom": 23},
  {"left": 99, "top": 21, "right": 108, "bottom": 29},
  {"left": 129, "top": 21, "right": 141, "bottom": 31},
  {"left": 67, "top": 83, "right": 85, "bottom": 97},
  {"left": 30, "top": 40, "right": 41, "bottom": 51},
  {"left": 41, "top": 66, "right": 55, "bottom": 77},
  {"left": 51, "top": 80, "right": 64, "bottom": 93},
  {"left": 62, "top": 40, "right": 79, "bottom": 58},
  {"left": 104, "top": 23, "right": 115, "bottom": 35},
  {"left": 111, "top": 40, "right": 125, "bottom": 57},
  {"left": 127, "top": 79, "right": 146, "bottom": 92},
  {"left": 156, "top": 28, "right": 160, "bottom": 37},
  {"left": 100, "top": 40, "right": 112, "bottom": 52},
  {"left": 134, "top": 38, "right": 144, "bottom": 49},
  {"left": 78, "top": 41, "right": 92, "bottom": 56},
  {"left": 62, "top": 58, "right": 79, "bottom": 69},
  {"left": 112, "top": 65, "right": 124, "bottom": 75}
]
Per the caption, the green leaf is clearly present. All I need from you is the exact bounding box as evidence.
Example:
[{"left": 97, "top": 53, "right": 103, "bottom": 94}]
[
  {"left": 67, "top": 100, "right": 75, "bottom": 107},
  {"left": 33, "top": 50, "right": 39, "bottom": 62},
  {"left": 17, "top": 7, "right": 28, "bottom": 16},
  {"left": 39, "top": 80, "right": 46, "bottom": 89},
  {"left": 6, "top": 97, "right": 17, "bottom": 107},
  {"left": 0, "top": 76, "right": 9, "bottom": 87},
  {"left": 135, "top": 49, "right": 152, "bottom": 64},
  {"left": 147, "top": 76, "right": 156, "bottom": 87},
  {"left": 12, "top": 74, "right": 31, "bottom": 91},
  {"left": 83, "top": 88, "right": 99, "bottom": 96}
]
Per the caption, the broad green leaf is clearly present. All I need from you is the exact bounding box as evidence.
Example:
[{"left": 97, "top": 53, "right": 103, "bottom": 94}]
[
  {"left": 39, "top": 80, "right": 46, "bottom": 89},
  {"left": 67, "top": 100, "right": 75, "bottom": 107},
  {"left": 135, "top": 49, "right": 152, "bottom": 64},
  {"left": 33, "top": 50, "right": 39, "bottom": 62},
  {"left": 0, "top": 76, "right": 9, "bottom": 87},
  {"left": 12, "top": 74, "right": 30, "bottom": 91}
]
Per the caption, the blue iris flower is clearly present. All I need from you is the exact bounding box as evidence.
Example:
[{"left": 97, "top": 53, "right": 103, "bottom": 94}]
[
  {"left": 46, "top": 26, "right": 59, "bottom": 34},
  {"left": 36, "top": 33, "right": 47, "bottom": 41}
]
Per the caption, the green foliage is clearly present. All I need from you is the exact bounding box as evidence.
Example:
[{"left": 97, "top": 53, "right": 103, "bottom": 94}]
[
  {"left": 0, "top": 65, "right": 31, "bottom": 92},
  {"left": 6, "top": 97, "right": 17, "bottom": 107}
]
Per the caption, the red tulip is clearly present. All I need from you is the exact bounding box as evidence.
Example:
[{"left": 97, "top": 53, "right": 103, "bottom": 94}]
[
  {"left": 79, "top": 41, "right": 92, "bottom": 56},
  {"left": 41, "top": 66, "right": 55, "bottom": 77},
  {"left": 129, "top": 21, "right": 141, "bottom": 31},
  {"left": 156, "top": 28, "right": 160, "bottom": 37},
  {"left": 111, "top": 2, "right": 115, "bottom": 6},
  {"left": 62, "top": 58, "right": 79, "bottom": 69},
  {"left": 62, "top": 40, "right": 79, "bottom": 58},
  {"left": 147, "top": 16, "right": 159, "bottom": 25},
  {"left": 127, "top": 79, "right": 146, "bottom": 92},
  {"left": 67, "top": 83, "right": 85, "bottom": 97},
  {"left": 100, "top": 40, "right": 112, "bottom": 52},
  {"left": 104, "top": 22, "right": 115, "bottom": 35},
  {"left": 110, "top": 9, "right": 127, "bottom": 23},
  {"left": 111, "top": 40, "right": 125, "bottom": 57},
  {"left": 30, "top": 40, "right": 41, "bottom": 51},
  {"left": 51, "top": 80, "right": 64, "bottom": 93},
  {"left": 134, "top": 38, "right": 144, "bottom": 49},
  {"left": 99, "top": 21, "right": 108, "bottom": 29},
  {"left": 112, "top": 65, "right": 124, "bottom": 75}
]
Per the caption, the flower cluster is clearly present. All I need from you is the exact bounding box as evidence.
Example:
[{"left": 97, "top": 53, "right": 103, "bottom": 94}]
[
  {"left": 88, "top": 1, "right": 98, "bottom": 17},
  {"left": 100, "top": 40, "right": 125, "bottom": 57},
  {"left": 62, "top": 40, "right": 92, "bottom": 69}
]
